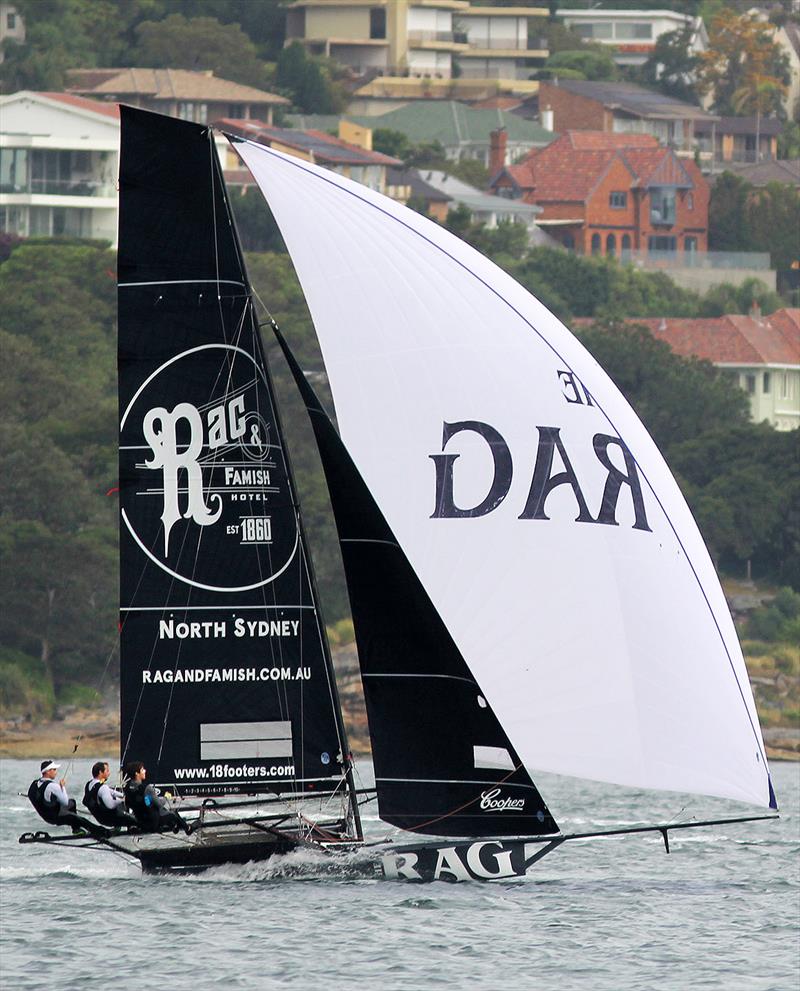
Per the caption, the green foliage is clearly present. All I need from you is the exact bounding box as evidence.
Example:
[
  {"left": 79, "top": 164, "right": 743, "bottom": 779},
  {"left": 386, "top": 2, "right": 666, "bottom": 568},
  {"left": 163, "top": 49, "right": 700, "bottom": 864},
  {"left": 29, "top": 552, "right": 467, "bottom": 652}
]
[
  {"left": 637, "top": 26, "right": 699, "bottom": 102},
  {"left": 0, "top": 648, "right": 55, "bottom": 717},
  {"left": 510, "top": 248, "right": 702, "bottom": 319},
  {"left": 276, "top": 42, "right": 346, "bottom": 114},
  {"left": 575, "top": 320, "right": 750, "bottom": 448},
  {"left": 748, "top": 588, "right": 800, "bottom": 642},
  {"left": 229, "top": 188, "right": 285, "bottom": 252},
  {"left": 372, "top": 129, "right": 413, "bottom": 161},
  {"left": 132, "top": 14, "right": 270, "bottom": 89},
  {"left": 541, "top": 49, "right": 619, "bottom": 81},
  {"left": 778, "top": 121, "right": 800, "bottom": 159},
  {"left": 710, "top": 173, "right": 800, "bottom": 271},
  {"left": 698, "top": 277, "right": 783, "bottom": 317},
  {"left": 669, "top": 425, "right": 800, "bottom": 584}
]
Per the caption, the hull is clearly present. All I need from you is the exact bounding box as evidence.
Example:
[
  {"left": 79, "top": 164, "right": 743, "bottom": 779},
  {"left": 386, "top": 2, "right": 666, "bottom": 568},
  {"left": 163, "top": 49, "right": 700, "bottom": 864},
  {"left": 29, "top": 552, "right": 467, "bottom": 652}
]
[{"left": 107, "top": 822, "right": 299, "bottom": 874}]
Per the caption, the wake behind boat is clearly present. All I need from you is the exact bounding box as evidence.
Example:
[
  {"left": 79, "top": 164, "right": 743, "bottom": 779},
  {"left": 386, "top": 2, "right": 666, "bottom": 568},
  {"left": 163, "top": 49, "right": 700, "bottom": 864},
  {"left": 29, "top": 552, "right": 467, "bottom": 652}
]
[{"left": 20, "top": 107, "right": 778, "bottom": 879}]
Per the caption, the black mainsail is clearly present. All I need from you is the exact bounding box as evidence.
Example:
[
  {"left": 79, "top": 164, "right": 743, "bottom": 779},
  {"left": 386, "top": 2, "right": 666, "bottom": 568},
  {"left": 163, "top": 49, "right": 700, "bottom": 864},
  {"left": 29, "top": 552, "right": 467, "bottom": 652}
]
[{"left": 117, "top": 107, "right": 355, "bottom": 816}]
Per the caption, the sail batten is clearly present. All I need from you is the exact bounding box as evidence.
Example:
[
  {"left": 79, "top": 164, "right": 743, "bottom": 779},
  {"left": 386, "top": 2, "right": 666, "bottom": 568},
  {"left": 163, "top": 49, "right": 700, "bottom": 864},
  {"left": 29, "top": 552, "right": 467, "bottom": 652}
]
[{"left": 236, "top": 138, "right": 774, "bottom": 811}]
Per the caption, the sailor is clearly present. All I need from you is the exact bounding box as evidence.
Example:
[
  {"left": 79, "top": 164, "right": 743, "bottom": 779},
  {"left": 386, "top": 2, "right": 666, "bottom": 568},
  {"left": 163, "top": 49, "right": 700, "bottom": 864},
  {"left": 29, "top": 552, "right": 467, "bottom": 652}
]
[
  {"left": 27, "top": 760, "right": 109, "bottom": 839},
  {"left": 83, "top": 761, "right": 139, "bottom": 830},
  {"left": 123, "top": 761, "right": 192, "bottom": 835}
]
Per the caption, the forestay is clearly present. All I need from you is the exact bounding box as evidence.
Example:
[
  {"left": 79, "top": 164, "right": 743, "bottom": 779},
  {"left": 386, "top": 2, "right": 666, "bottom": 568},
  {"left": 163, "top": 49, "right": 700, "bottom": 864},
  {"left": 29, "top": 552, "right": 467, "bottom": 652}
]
[{"left": 235, "top": 138, "right": 775, "bottom": 811}]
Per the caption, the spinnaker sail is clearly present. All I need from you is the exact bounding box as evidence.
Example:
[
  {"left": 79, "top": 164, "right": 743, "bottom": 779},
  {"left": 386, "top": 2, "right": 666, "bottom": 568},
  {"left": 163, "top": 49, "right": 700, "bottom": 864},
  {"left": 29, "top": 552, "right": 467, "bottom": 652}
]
[{"left": 234, "top": 138, "right": 774, "bottom": 812}]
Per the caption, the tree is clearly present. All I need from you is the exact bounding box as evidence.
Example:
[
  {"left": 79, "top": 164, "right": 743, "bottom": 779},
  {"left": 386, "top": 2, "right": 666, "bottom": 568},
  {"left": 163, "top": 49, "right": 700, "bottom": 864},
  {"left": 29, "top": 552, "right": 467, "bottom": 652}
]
[
  {"left": 575, "top": 320, "right": 750, "bottom": 450},
  {"left": 133, "top": 14, "right": 270, "bottom": 88},
  {"left": 372, "top": 128, "right": 412, "bottom": 161},
  {"left": 708, "top": 172, "right": 752, "bottom": 252},
  {"left": 697, "top": 10, "right": 789, "bottom": 116},
  {"left": 638, "top": 26, "right": 700, "bottom": 102},
  {"left": 276, "top": 42, "right": 346, "bottom": 114},
  {"left": 540, "top": 49, "right": 619, "bottom": 81}
]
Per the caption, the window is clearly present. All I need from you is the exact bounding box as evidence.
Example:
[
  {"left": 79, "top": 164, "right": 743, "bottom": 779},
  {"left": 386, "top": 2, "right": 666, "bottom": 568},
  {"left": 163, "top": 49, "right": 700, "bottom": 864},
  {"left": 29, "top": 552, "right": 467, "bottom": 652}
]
[
  {"left": 228, "top": 104, "right": 245, "bottom": 118},
  {"left": 685, "top": 236, "right": 697, "bottom": 254},
  {"left": 609, "top": 191, "right": 627, "bottom": 209},
  {"left": 563, "top": 233, "right": 575, "bottom": 250},
  {"left": 606, "top": 233, "right": 616, "bottom": 257},
  {"left": 686, "top": 191, "right": 694, "bottom": 210},
  {"left": 782, "top": 373, "right": 790, "bottom": 399},
  {"left": 648, "top": 235, "right": 677, "bottom": 252},
  {"left": 0, "top": 148, "right": 28, "bottom": 193},
  {"left": 574, "top": 22, "right": 613, "bottom": 39},
  {"left": 615, "top": 22, "right": 652, "bottom": 40},
  {"left": 621, "top": 234, "right": 631, "bottom": 253},
  {"left": 745, "top": 374, "right": 756, "bottom": 395},
  {"left": 650, "top": 188, "right": 676, "bottom": 225},
  {"left": 763, "top": 372, "right": 771, "bottom": 394},
  {"left": 7, "top": 12, "right": 16, "bottom": 29},
  {"left": 591, "top": 233, "right": 601, "bottom": 255},
  {"left": 370, "top": 8, "right": 386, "bottom": 39},
  {"left": 177, "top": 102, "right": 208, "bottom": 123}
]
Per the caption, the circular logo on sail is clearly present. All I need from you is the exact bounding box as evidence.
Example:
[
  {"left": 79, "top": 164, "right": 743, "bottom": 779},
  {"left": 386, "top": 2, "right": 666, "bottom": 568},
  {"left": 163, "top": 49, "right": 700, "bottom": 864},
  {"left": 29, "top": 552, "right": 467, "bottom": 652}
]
[{"left": 120, "top": 344, "right": 298, "bottom": 592}]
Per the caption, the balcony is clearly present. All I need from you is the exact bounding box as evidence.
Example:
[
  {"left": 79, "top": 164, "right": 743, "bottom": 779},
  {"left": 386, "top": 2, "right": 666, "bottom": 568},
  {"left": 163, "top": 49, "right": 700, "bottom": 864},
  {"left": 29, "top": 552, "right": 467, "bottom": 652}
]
[
  {"left": 1, "top": 178, "right": 115, "bottom": 197},
  {"left": 408, "top": 30, "right": 468, "bottom": 44}
]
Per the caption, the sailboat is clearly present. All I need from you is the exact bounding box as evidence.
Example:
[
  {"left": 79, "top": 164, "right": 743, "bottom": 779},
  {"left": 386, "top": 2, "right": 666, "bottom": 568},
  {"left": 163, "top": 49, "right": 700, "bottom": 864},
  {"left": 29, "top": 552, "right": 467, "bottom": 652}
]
[{"left": 20, "top": 107, "right": 777, "bottom": 879}]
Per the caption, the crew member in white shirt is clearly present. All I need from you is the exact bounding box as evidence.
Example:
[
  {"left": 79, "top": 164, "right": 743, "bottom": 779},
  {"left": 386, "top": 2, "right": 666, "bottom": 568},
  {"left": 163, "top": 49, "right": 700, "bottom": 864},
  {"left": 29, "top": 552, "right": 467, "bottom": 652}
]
[
  {"left": 27, "top": 760, "right": 108, "bottom": 837},
  {"left": 83, "top": 761, "right": 138, "bottom": 829}
]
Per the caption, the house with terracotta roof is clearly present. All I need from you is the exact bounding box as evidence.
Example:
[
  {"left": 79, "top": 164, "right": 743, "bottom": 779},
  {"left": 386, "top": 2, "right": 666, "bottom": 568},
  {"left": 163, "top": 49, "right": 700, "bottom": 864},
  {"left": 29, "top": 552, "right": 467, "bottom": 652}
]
[
  {"left": 633, "top": 308, "right": 800, "bottom": 431},
  {"left": 216, "top": 119, "right": 403, "bottom": 195},
  {"left": 537, "top": 79, "right": 717, "bottom": 154},
  {"left": 65, "top": 68, "right": 288, "bottom": 125},
  {"left": 489, "top": 130, "right": 709, "bottom": 259},
  {"left": 0, "top": 90, "right": 120, "bottom": 243}
]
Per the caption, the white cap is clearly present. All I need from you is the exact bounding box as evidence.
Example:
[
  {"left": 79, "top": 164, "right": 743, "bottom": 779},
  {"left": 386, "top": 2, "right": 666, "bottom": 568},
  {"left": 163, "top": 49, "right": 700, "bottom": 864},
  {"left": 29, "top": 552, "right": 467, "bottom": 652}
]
[{"left": 40, "top": 760, "right": 60, "bottom": 773}]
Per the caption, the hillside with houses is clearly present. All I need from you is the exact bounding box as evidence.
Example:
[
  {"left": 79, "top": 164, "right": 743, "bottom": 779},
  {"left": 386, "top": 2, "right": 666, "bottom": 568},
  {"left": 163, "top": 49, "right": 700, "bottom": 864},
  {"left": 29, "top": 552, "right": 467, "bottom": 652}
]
[{"left": 0, "top": 1, "right": 797, "bottom": 749}]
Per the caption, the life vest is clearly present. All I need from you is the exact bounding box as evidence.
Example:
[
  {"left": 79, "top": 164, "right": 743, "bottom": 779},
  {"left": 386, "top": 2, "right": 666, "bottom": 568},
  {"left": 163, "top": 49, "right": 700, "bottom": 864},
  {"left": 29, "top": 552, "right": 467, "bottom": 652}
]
[
  {"left": 28, "top": 779, "right": 61, "bottom": 825},
  {"left": 124, "top": 781, "right": 159, "bottom": 829}
]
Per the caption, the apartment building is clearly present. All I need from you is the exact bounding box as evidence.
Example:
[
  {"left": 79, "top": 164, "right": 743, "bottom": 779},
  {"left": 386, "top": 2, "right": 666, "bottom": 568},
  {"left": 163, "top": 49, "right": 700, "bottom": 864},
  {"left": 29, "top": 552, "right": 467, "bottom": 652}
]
[
  {"left": 284, "top": 1, "right": 547, "bottom": 81},
  {"left": 0, "top": 91, "right": 119, "bottom": 244}
]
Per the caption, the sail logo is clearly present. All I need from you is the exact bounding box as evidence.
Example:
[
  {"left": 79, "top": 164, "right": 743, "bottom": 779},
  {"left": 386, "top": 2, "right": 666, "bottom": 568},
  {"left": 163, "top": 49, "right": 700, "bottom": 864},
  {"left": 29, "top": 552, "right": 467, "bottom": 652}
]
[
  {"left": 144, "top": 402, "right": 224, "bottom": 556},
  {"left": 479, "top": 788, "right": 525, "bottom": 812},
  {"left": 430, "top": 421, "right": 651, "bottom": 531},
  {"left": 120, "top": 343, "right": 299, "bottom": 593}
]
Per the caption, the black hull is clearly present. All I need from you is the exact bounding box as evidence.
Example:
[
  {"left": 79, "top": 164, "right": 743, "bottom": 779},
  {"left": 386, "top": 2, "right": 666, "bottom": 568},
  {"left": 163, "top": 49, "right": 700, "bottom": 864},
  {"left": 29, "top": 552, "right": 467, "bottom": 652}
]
[{"left": 130, "top": 834, "right": 298, "bottom": 874}]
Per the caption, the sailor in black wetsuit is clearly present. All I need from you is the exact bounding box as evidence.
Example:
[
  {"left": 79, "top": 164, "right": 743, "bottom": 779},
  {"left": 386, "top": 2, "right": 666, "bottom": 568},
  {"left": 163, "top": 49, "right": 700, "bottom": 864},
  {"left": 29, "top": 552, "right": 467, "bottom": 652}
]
[
  {"left": 83, "top": 761, "right": 138, "bottom": 830},
  {"left": 28, "top": 760, "right": 109, "bottom": 839},
  {"left": 123, "top": 761, "right": 192, "bottom": 835}
]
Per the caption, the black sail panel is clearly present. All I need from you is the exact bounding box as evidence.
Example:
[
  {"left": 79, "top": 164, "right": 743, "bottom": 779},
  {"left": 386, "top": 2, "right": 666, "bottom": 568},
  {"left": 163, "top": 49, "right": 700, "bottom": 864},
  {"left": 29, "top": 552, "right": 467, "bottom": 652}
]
[
  {"left": 272, "top": 325, "right": 558, "bottom": 837},
  {"left": 117, "top": 107, "right": 349, "bottom": 796}
]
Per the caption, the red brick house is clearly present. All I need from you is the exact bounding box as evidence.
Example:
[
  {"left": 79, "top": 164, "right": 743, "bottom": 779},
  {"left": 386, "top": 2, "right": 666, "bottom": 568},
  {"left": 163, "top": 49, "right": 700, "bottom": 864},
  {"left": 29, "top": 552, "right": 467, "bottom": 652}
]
[{"left": 489, "top": 131, "right": 709, "bottom": 258}]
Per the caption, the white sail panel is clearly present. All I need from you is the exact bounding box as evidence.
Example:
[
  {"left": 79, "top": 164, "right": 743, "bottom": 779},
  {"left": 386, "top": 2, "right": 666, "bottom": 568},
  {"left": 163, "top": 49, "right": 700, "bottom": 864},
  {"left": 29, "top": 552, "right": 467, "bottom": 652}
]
[{"left": 235, "top": 140, "right": 772, "bottom": 809}]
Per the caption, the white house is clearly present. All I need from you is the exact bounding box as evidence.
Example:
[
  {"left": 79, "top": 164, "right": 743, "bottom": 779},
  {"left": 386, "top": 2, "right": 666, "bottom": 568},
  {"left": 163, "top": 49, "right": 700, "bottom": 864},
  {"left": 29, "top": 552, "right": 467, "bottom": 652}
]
[
  {"left": 557, "top": 8, "right": 708, "bottom": 68},
  {"left": 0, "top": 91, "right": 120, "bottom": 244}
]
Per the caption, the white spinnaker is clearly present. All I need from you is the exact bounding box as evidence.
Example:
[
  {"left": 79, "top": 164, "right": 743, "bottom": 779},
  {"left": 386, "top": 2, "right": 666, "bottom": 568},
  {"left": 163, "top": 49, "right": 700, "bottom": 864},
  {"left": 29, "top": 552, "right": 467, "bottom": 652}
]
[{"left": 235, "top": 139, "right": 772, "bottom": 809}]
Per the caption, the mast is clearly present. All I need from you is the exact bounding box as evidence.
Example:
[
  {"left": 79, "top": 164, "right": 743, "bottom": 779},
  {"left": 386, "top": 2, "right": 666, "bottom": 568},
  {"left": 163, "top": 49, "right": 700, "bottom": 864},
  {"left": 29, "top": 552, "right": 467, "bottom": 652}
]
[{"left": 117, "top": 107, "right": 358, "bottom": 830}]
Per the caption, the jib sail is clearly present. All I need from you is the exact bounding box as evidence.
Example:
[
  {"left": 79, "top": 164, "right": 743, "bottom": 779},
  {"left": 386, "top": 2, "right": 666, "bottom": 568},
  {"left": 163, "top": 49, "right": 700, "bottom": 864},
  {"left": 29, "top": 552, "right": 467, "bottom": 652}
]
[
  {"left": 272, "top": 323, "right": 557, "bottom": 837},
  {"left": 117, "top": 107, "right": 350, "bottom": 798}
]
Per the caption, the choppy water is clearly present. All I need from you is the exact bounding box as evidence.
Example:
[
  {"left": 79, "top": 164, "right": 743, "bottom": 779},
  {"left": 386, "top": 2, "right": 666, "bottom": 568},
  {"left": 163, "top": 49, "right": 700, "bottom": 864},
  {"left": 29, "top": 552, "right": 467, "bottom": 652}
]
[{"left": 1, "top": 758, "right": 798, "bottom": 991}]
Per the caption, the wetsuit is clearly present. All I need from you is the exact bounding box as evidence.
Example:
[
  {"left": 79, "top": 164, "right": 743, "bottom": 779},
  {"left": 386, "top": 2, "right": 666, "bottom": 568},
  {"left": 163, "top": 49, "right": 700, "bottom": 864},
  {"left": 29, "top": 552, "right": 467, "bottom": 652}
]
[
  {"left": 83, "top": 778, "right": 138, "bottom": 829},
  {"left": 124, "top": 780, "right": 191, "bottom": 834},
  {"left": 28, "top": 777, "right": 109, "bottom": 839}
]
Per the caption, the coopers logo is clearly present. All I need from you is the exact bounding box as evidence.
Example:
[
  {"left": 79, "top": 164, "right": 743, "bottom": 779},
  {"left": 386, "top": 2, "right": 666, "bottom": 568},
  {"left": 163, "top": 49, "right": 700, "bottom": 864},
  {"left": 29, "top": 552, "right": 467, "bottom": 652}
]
[
  {"left": 120, "top": 344, "right": 298, "bottom": 592},
  {"left": 479, "top": 788, "right": 525, "bottom": 813}
]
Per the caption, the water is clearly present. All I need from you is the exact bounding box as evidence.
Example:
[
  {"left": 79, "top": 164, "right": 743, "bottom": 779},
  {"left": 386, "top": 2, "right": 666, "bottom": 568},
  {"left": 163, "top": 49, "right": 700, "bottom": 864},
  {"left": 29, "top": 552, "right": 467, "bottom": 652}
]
[{"left": 1, "top": 758, "right": 798, "bottom": 991}]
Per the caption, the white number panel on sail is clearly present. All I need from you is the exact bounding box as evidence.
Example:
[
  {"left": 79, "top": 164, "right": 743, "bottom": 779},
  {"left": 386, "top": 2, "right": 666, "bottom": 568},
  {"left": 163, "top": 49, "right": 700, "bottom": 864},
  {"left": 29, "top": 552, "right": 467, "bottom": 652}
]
[{"left": 235, "top": 139, "right": 772, "bottom": 810}]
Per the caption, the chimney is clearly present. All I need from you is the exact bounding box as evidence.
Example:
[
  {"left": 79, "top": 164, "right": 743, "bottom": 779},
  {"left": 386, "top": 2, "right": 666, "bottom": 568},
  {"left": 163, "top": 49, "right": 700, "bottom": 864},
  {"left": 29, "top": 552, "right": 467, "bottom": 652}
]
[
  {"left": 749, "top": 300, "right": 761, "bottom": 320},
  {"left": 489, "top": 128, "right": 507, "bottom": 177},
  {"left": 541, "top": 105, "right": 554, "bottom": 132}
]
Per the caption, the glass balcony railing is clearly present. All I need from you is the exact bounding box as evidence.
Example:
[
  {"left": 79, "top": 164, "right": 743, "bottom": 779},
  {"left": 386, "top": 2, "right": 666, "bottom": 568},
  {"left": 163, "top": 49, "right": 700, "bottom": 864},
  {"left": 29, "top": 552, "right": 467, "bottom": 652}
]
[{"left": 0, "top": 178, "right": 115, "bottom": 197}]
